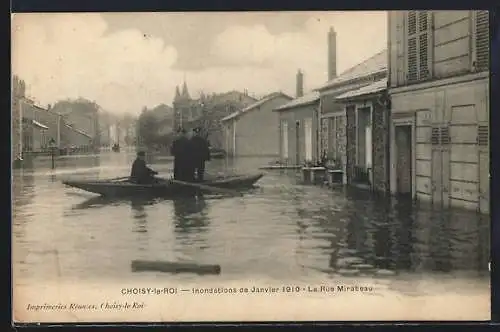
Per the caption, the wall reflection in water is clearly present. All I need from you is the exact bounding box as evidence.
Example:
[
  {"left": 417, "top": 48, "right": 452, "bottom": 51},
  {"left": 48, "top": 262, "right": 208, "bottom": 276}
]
[
  {"left": 12, "top": 169, "right": 36, "bottom": 279},
  {"left": 130, "top": 198, "right": 157, "bottom": 253},
  {"left": 295, "top": 188, "right": 489, "bottom": 277},
  {"left": 172, "top": 196, "right": 210, "bottom": 251}
]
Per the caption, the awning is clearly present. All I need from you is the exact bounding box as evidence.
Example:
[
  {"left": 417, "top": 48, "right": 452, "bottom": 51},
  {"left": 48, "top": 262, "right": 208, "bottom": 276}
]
[
  {"left": 335, "top": 78, "right": 387, "bottom": 100},
  {"left": 32, "top": 119, "right": 49, "bottom": 130}
]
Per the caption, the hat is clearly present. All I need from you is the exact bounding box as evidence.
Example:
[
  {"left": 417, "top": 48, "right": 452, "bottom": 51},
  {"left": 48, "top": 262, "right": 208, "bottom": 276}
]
[
  {"left": 177, "top": 127, "right": 186, "bottom": 134},
  {"left": 193, "top": 127, "right": 202, "bottom": 133},
  {"left": 137, "top": 151, "right": 146, "bottom": 157}
]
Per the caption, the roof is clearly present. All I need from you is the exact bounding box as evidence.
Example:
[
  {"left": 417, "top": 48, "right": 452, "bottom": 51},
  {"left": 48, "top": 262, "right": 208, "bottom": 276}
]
[
  {"left": 32, "top": 119, "right": 49, "bottom": 129},
  {"left": 317, "top": 49, "right": 387, "bottom": 91},
  {"left": 274, "top": 91, "right": 320, "bottom": 111},
  {"left": 65, "top": 124, "right": 92, "bottom": 138},
  {"left": 335, "top": 77, "right": 388, "bottom": 100},
  {"left": 221, "top": 92, "right": 293, "bottom": 122}
]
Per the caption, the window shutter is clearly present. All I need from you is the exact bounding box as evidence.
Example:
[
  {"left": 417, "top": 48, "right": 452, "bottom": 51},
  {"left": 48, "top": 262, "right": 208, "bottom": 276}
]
[
  {"left": 475, "top": 11, "right": 489, "bottom": 71},
  {"left": 431, "top": 127, "right": 440, "bottom": 145},
  {"left": 395, "top": 16, "right": 405, "bottom": 85},
  {"left": 408, "top": 11, "right": 417, "bottom": 35},
  {"left": 477, "top": 125, "right": 489, "bottom": 146},
  {"left": 440, "top": 126, "right": 450, "bottom": 145},
  {"left": 419, "top": 33, "right": 429, "bottom": 79},
  {"left": 418, "top": 11, "right": 428, "bottom": 32},
  {"left": 408, "top": 37, "right": 418, "bottom": 81}
]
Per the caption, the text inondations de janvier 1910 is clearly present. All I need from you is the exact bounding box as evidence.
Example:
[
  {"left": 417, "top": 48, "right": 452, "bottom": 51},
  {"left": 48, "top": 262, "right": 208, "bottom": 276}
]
[{"left": 24, "top": 283, "right": 375, "bottom": 312}]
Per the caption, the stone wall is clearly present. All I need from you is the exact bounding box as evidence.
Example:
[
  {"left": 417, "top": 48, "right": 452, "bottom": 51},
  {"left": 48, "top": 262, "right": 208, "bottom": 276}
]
[
  {"left": 345, "top": 105, "right": 356, "bottom": 183},
  {"left": 371, "top": 100, "right": 390, "bottom": 193}
]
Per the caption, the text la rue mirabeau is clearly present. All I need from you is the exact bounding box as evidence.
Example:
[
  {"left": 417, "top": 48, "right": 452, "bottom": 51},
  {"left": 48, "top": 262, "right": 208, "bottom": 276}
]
[{"left": 188, "top": 284, "right": 373, "bottom": 295}]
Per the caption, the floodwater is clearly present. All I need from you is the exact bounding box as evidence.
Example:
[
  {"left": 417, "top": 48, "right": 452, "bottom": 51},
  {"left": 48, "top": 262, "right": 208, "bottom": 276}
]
[{"left": 12, "top": 151, "right": 491, "bottom": 321}]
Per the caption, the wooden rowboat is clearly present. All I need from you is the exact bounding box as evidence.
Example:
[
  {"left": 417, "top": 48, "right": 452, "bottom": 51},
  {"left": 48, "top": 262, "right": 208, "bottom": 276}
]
[{"left": 62, "top": 173, "right": 264, "bottom": 198}]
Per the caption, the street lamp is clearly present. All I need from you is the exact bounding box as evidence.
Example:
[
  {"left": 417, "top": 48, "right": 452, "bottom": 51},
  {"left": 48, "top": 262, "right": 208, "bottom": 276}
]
[{"left": 49, "top": 137, "right": 56, "bottom": 169}]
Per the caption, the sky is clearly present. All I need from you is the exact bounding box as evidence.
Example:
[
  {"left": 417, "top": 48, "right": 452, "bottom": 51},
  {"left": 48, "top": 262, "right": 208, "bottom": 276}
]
[{"left": 11, "top": 12, "right": 387, "bottom": 115}]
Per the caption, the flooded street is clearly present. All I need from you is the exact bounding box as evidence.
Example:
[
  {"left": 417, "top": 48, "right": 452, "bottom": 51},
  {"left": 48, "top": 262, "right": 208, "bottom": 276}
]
[{"left": 12, "top": 151, "right": 490, "bottom": 321}]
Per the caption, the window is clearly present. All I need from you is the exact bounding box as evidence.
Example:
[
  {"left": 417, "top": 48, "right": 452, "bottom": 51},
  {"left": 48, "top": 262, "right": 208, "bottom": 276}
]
[
  {"left": 328, "top": 115, "right": 344, "bottom": 162},
  {"left": 474, "top": 10, "right": 489, "bottom": 71},
  {"left": 281, "top": 120, "right": 288, "bottom": 159},
  {"left": 406, "top": 10, "right": 431, "bottom": 82}
]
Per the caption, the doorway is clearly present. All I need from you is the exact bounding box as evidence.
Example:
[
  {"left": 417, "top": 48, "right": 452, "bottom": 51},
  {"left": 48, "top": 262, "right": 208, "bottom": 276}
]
[
  {"left": 295, "top": 121, "right": 300, "bottom": 164},
  {"left": 281, "top": 120, "right": 289, "bottom": 161},
  {"left": 395, "top": 125, "right": 412, "bottom": 195},
  {"left": 304, "top": 118, "right": 313, "bottom": 162}
]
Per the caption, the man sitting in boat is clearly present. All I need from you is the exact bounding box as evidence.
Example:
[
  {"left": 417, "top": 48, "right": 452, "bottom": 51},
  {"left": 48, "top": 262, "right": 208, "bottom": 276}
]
[
  {"left": 130, "top": 151, "right": 158, "bottom": 184},
  {"left": 189, "top": 127, "right": 211, "bottom": 182},
  {"left": 170, "top": 127, "right": 194, "bottom": 181}
]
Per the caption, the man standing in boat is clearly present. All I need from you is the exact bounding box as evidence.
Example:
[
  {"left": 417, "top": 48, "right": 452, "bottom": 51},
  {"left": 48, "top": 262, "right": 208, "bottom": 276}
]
[
  {"left": 130, "top": 151, "right": 158, "bottom": 184},
  {"left": 189, "top": 127, "right": 211, "bottom": 182},
  {"left": 170, "top": 127, "right": 194, "bottom": 181}
]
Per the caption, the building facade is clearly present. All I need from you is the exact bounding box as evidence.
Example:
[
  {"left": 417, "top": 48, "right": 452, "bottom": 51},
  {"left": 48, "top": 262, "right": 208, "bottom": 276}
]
[
  {"left": 335, "top": 78, "right": 390, "bottom": 192},
  {"left": 22, "top": 101, "right": 62, "bottom": 149},
  {"left": 317, "top": 50, "right": 388, "bottom": 184},
  {"left": 12, "top": 76, "right": 26, "bottom": 162},
  {"left": 388, "top": 10, "right": 489, "bottom": 213},
  {"left": 222, "top": 92, "right": 293, "bottom": 157},
  {"left": 275, "top": 93, "right": 320, "bottom": 165},
  {"left": 274, "top": 70, "right": 321, "bottom": 165}
]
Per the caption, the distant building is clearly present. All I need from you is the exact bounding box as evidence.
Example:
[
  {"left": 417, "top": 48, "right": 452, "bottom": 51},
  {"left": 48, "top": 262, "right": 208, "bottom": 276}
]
[
  {"left": 12, "top": 76, "right": 26, "bottom": 162},
  {"left": 60, "top": 124, "right": 93, "bottom": 151},
  {"left": 19, "top": 99, "right": 97, "bottom": 154},
  {"left": 388, "top": 10, "right": 489, "bottom": 213},
  {"left": 221, "top": 92, "right": 293, "bottom": 157},
  {"left": 21, "top": 100, "right": 62, "bottom": 150},
  {"left": 53, "top": 99, "right": 100, "bottom": 151},
  {"left": 20, "top": 101, "right": 60, "bottom": 153},
  {"left": 172, "top": 82, "right": 257, "bottom": 149},
  {"left": 274, "top": 70, "right": 321, "bottom": 165}
]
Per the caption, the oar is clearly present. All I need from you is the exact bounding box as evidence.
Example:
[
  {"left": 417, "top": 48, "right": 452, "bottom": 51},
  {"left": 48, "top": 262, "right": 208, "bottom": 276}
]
[{"left": 170, "top": 179, "right": 243, "bottom": 197}]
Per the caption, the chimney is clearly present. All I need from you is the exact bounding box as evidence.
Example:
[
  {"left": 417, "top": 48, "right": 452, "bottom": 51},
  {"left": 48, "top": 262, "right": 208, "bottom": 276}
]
[
  {"left": 328, "top": 27, "right": 337, "bottom": 81},
  {"left": 296, "top": 69, "right": 304, "bottom": 98}
]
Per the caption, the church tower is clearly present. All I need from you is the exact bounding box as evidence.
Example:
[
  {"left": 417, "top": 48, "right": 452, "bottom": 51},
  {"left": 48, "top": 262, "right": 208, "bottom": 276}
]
[
  {"left": 173, "top": 80, "right": 192, "bottom": 130},
  {"left": 174, "top": 85, "right": 181, "bottom": 102},
  {"left": 181, "top": 80, "right": 190, "bottom": 100}
]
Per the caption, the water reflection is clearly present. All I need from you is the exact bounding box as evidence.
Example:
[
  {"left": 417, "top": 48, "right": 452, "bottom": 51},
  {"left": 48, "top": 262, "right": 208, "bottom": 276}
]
[
  {"left": 294, "top": 188, "right": 488, "bottom": 278},
  {"left": 171, "top": 196, "right": 211, "bottom": 258},
  {"left": 12, "top": 170, "right": 36, "bottom": 242},
  {"left": 12, "top": 153, "right": 489, "bottom": 287},
  {"left": 130, "top": 198, "right": 154, "bottom": 253},
  {"left": 173, "top": 196, "right": 209, "bottom": 234},
  {"left": 12, "top": 169, "right": 36, "bottom": 212}
]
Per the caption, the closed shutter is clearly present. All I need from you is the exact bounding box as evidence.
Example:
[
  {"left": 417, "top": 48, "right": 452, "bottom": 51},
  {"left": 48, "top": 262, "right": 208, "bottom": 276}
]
[
  {"left": 407, "top": 10, "right": 432, "bottom": 82},
  {"left": 419, "top": 32, "right": 430, "bottom": 79},
  {"left": 408, "top": 37, "right": 418, "bottom": 81},
  {"left": 408, "top": 11, "right": 417, "bottom": 35},
  {"left": 477, "top": 125, "right": 488, "bottom": 146},
  {"left": 475, "top": 11, "right": 489, "bottom": 71}
]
